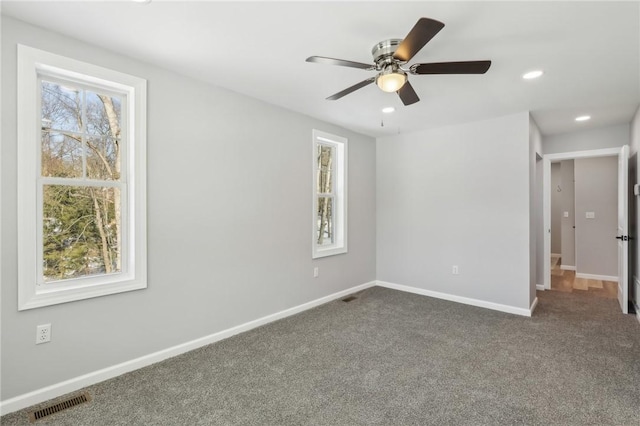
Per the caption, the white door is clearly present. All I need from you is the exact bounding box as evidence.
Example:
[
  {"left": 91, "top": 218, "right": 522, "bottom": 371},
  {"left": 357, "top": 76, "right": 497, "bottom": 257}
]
[
  {"left": 543, "top": 159, "right": 551, "bottom": 290},
  {"left": 617, "top": 145, "right": 629, "bottom": 314}
]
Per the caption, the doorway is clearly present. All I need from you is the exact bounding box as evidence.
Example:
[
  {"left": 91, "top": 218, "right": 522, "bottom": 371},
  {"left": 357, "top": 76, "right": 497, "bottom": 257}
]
[
  {"left": 549, "top": 159, "right": 617, "bottom": 297},
  {"left": 543, "top": 146, "right": 630, "bottom": 313}
]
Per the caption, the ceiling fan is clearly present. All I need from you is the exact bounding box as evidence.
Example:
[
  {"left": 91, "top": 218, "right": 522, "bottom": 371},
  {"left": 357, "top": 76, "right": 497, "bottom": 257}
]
[{"left": 306, "top": 17, "right": 491, "bottom": 106}]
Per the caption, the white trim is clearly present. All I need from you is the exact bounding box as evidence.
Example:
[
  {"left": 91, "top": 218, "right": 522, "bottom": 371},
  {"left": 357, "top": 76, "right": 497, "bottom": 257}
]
[
  {"left": 0, "top": 281, "right": 376, "bottom": 415},
  {"left": 376, "top": 281, "right": 534, "bottom": 317},
  {"left": 551, "top": 253, "right": 561, "bottom": 257},
  {"left": 530, "top": 297, "right": 539, "bottom": 314},
  {"left": 536, "top": 284, "right": 545, "bottom": 291},
  {"left": 544, "top": 147, "right": 620, "bottom": 162},
  {"left": 575, "top": 272, "right": 618, "bottom": 282},
  {"left": 560, "top": 265, "right": 576, "bottom": 271}
]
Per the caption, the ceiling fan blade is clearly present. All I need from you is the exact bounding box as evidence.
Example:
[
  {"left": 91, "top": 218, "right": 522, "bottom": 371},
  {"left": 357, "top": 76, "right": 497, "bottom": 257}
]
[
  {"left": 397, "top": 81, "right": 420, "bottom": 106},
  {"left": 393, "top": 18, "right": 445, "bottom": 62},
  {"left": 306, "top": 56, "right": 373, "bottom": 70},
  {"left": 326, "top": 78, "right": 376, "bottom": 100},
  {"left": 411, "top": 60, "right": 492, "bottom": 75}
]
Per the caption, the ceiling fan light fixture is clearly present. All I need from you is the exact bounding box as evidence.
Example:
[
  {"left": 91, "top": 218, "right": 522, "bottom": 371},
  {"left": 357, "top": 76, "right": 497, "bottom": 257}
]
[{"left": 376, "top": 65, "right": 407, "bottom": 93}]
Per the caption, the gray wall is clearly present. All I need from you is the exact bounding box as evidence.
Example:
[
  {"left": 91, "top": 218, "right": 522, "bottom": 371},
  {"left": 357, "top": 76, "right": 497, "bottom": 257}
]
[
  {"left": 1, "top": 17, "right": 376, "bottom": 400},
  {"left": 560, "top": 160, "right": 576, "bottom": 267},
  {"left": 543, "top": 123, "right": 630, "bottom": 155},
  {"left": 550, "top": 163, "right": 562, "bottom": 254},
  {"left": 574, "top": 157, "right": 618, "bottom": 277},
  {"left": 377, "top": 112, "right": 531, "bottom": 310}
]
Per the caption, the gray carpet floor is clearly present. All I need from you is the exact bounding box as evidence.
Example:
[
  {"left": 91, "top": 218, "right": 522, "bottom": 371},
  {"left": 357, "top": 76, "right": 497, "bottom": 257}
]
[{"left": 2, "top": 286, "right": 639, "bottom": 425}]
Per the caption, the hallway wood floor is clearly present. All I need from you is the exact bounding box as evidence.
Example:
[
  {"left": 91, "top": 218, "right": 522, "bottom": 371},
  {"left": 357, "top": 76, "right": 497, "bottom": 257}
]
[{"left": 550, "top": 255, "right": 618, "bottom": 299}]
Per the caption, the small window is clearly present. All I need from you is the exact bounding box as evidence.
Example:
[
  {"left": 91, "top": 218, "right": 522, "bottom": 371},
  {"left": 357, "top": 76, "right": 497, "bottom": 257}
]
[
  {"left": 17, "top": 45, "right": 147, "bottom": 310},
  {"left": 312, "top": 130, "right": 347, "bottom": 258}
]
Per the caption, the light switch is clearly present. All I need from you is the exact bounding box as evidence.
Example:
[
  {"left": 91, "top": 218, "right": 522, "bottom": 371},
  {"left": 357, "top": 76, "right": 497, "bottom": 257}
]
[
  {"left": 563, "top": 212, "right": 569, "bottom": 218},
  {"left": 586, "top": 212, "right": 595, "bottom": 219}
]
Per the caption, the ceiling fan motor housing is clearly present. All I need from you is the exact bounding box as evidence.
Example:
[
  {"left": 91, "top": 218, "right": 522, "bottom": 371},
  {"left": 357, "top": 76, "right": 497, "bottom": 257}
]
[{"left": 372, "top": 39, "right": 404, "bottom": 68}]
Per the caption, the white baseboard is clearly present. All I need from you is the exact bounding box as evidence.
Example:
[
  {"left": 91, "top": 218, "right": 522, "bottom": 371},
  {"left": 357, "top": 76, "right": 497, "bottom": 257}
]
[
  {"left": 560, "top": 265, "right": 576, "bottom": 271},
  {"left": 536, "top": 284, "right": 545, "bottom": 291},
  {"left": 530, "top": 297, "right": 539, "bottom": 314},
  {"left": 375, "top": 280, "right": 534, "bottom": 317},
  {"left": 0, "top": 281, "right": 377, "bottom": 416},
  {"left": 551, "top": 253, "right": 561, "bottom": 257},
  {"left": 575, "top": 272, "right": 618, "bottom": 282}
]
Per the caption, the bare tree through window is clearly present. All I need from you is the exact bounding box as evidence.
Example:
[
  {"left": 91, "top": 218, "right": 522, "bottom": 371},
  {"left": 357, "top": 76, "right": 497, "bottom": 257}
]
[{"left": 316, "top": 144, "right": 334, "bottom": 245}]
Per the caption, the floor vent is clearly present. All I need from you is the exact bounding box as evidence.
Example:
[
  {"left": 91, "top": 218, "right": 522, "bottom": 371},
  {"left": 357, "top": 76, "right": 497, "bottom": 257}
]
[
  {"left": 342, "top": 296, "right": 357, "bottom": 302},
  {"left": 28, "top": 393, "right": 91, "bottom": 422}
]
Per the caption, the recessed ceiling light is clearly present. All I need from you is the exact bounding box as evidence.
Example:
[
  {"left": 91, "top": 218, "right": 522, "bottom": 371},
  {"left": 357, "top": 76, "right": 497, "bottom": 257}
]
[
  {"left": 522, "top": 70, "right": 544, "bottom": 80},
  {"left": 382, "top": 107, "right": 395, "bottom": 113},
  {"left": 575, "top": 115, "right": 591, "bottom": 122}
]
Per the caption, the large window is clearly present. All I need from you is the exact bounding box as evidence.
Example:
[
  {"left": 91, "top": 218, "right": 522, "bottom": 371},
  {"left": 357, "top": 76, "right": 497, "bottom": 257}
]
[
  {"left": 312, "top": 130, "right": 347, "bottom": 258},
  {"left": 17, "top": 45, "right": 147, "bottom": 310}
]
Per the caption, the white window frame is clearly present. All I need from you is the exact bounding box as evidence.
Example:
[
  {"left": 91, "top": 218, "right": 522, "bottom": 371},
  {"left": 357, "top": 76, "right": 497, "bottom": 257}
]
[
  {"left": 312, "top": 129, "right": 347, "bottom": 258},
  {"left": 17, "top": 45, "right": 147, "bottom": 310}
]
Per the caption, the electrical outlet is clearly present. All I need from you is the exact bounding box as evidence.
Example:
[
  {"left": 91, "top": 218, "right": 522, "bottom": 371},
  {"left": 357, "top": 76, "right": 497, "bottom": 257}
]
[
  {"left": 452, "top": 265, "right": 459, "bottom": 275},
  {"left": 36, "top": 324, "right": 51, "bottom": 344},
  {"left": 313, "top": 267, "right": 319, "bottom": 278}
]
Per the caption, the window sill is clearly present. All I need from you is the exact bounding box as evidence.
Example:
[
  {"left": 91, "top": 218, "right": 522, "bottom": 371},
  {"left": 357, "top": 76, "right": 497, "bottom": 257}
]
[
  {"left": 18, "top": 277, "right": 147, "bottom": 311},
  {"left": 312, "top": 246, "right": 347, "bottom": 259}
]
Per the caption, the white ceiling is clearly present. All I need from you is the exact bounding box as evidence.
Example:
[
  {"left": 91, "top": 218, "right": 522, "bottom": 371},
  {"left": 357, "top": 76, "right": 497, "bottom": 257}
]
[{"left": 3, "top": 1, "right": 639, "bottom": 138}]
